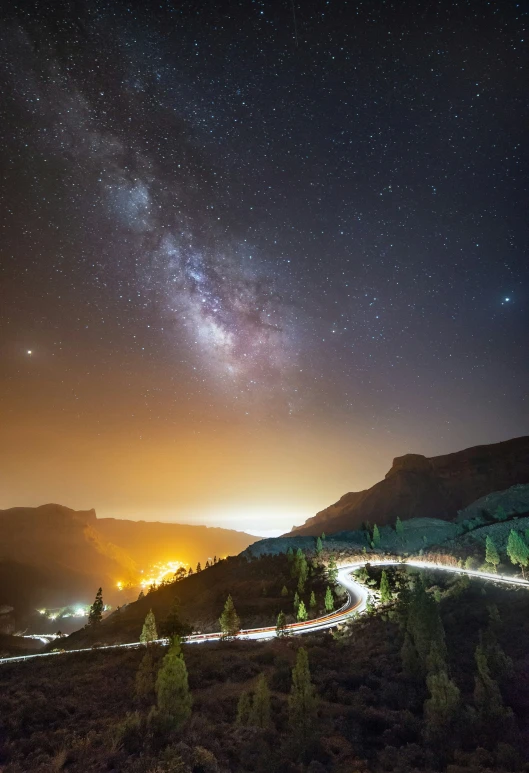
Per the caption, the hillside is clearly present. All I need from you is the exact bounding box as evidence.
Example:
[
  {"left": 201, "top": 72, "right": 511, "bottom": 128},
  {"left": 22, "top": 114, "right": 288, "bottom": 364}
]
[
  {"left": 290, "top": 435, "right": 529, "bottom": 536},
  {"left": 2, "top": 567, "right": 529, "bottom": 772},
  {"left": 57, "top": 553, "right": 333, "bottom": 650},
  {"left": 0, "top": 504, "right": 255, "bottom": 625}
]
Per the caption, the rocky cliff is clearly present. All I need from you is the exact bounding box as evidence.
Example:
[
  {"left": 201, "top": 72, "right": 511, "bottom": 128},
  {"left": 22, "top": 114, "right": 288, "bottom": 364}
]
[{"left": 289, "top": 435, "right": 529, "bottom": 536}]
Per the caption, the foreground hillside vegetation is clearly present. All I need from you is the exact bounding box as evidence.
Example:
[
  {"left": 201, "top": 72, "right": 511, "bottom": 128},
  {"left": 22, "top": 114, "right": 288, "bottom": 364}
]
[{"left": 1, "top": 567, "right": 529, "bottom": 772}]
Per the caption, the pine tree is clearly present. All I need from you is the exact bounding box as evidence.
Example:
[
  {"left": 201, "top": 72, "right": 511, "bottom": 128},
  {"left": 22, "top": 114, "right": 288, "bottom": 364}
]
[
  {"left": 327, "top": 554, "right": 338, "bottom": 584},
  {"left": 424, "top": 668, "right": 460, "bottom": 742},
  {"left": 396, "top": 516, "right": 404, "bottom": 536},
  {"left": 315, "top": 536, "right": 323, "bottom": 556},
  {"left": 137, "top": 589, "right": 145, "bottom": 601},
  {"left": 297, "top": 600, "right": 308, "bottom": 622},
  {"left": 161, "top": 599, "right": 192, "bottom": 639},
  {"left": 495, "top": 505, "right": 508, "bottom": 521},
  {"left": 407, "top": 580, "right": 446, "bottom": 664},
  {"left": 472, "top": 641, "right": 515, "bottom": 741},
  {"left": 286, "top": 546, "right": 294, "bottom": 562},
  {"left": 485, "top": 535, "right": 500, "bottom": 571},
  {"left": 379, "top": 570, "right": 391, "bottom": 603},
  {"left": 321, "top": 532, "right": 326, "bottom": 541},
  {"left": 289, "top": 648, "right": 318, "bottom": 747},
  {"left": 506, "top": 530, "right": 529, "bottom": 576},
  {"left": 401, "top": 632, "right": 421, "bottom": 679},
  {"left": 249, "top": 674, "right": 271, "bottom": 729},
  {"left": 309, "top": 590, "right": 317, "bottom": 609},
  {"left": 88, "top": 588, "right": 104, "bottom": 626},
  {"left": 293, "top": 591, "right": 300, "bottom": 613},
  {"left": 135, "top": 650, "right": 155, "bottom": 705},
  {"left": 236, "top": 691, "right": 251, "bottom": 725},
  {"left": 155, "top": 636, "right": 192, "bottom": 728},
  {"left": 281, "top": 585, "right": 288, "bottom": 597},
  {"left": 372, "top": 524, "right": 381, "bottom": 548},
  {"left": 140, "top": 609, "right": 158, "bottom": 643},
  {"left": 297, "top": 575, "right": 305, "bottom": 594},
  {"left": 219, "top": 595, "right": 240, "bottom": 639},
  {"left": 187, "top": 567, "right": 194, "bottom": 576},
  {"left": 196, "top": 562, "right": 202, "bottom": 573},
  {"left": 324, "top": 586, "right": 334, "bottom": 612},
  {"left": 276, "top": 610, "right": 288, "bottom": 637},
  {"left": 365, "top": 595, "right": 375, "bottom": 615}
]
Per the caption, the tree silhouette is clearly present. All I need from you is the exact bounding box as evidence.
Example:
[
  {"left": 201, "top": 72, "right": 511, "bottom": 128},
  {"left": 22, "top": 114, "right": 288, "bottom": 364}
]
[
  {"left": 219, "top": 595, "right": 240, "bottom": 639},
  {"left": 249, "top": 673, "right": 271, "bottom": 729},
  {"left": 289, "top": 648, "right": 318, "bottom": 749},
  {"left": 140, "top": 609, "right": 158, "bottom": 643},
  {"left": 155, "top": 636, "right": 192, "bottom": 728},
  {"left": 485, "top": 535, "right": 500, "bottom": 571},
  {"left": 88, "top": 588, "right": 104, "bottom": 626}
]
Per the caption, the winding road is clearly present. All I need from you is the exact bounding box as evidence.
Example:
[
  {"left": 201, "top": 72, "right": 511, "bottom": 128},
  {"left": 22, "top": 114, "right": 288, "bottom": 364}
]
[{"left": 1, "top": 560, "right": 528, "bottom": 665}]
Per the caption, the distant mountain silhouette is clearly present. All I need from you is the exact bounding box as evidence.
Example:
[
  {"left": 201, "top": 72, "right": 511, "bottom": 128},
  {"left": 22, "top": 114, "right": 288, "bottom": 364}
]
[
  {"left": 289, "top": 435, "right": 529, "bottom": 537},
  {"left": 0, "top": 504, "right": 255, "bottom": 615}
]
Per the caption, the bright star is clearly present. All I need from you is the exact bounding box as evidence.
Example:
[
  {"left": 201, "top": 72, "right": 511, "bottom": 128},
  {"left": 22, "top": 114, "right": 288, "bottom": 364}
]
[{"left": 27, "top": 349, "right": 32, "bottom": 355}]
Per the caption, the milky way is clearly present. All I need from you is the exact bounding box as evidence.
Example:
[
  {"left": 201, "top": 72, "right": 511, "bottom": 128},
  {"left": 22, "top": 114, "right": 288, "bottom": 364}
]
[{"left": 0, "top": 0, "right": 527, "bottom": 436}]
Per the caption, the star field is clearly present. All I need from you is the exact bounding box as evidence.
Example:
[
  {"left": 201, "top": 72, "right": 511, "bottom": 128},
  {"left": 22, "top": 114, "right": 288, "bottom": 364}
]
[{"left": 0, "top": 0, "right": 527, "bottom": 531}]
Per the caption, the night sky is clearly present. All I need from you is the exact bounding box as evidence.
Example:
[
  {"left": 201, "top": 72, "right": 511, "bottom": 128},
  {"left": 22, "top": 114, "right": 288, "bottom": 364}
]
[{"left": 0, "top": 1, "right": 527, "bottom": 535}]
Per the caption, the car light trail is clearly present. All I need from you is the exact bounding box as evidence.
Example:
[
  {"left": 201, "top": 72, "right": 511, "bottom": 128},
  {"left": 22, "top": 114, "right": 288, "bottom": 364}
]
[{"left": 1, "top": 560, "right": 528, "bottom": 665}]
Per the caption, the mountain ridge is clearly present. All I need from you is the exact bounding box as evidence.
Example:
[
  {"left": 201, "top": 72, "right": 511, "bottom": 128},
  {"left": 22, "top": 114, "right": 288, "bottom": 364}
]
[{"left": 289, "top": 435, "right": 529, "bottom": 536}]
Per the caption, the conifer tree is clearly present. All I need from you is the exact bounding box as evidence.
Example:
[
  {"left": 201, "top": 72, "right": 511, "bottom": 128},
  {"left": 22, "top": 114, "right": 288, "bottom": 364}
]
[
  {"left": 396, "top": 516, "right": 404, "bottom": 536},
  {"left": 219, "top": 595, "right": 240, "bottom": 639},
  {"left": 407, "top": 580, "right": 446, "bottom": 664},
  {"left": 321, "top": 532, "right": 326, "bottom": 541},
  {"left": 249, "top": 674, "right": 271, "bottom": 729},
  {"left": 286, "top": 546, "right": 294, "bottom": 562},
  {"left": 297, "top": 600, "right": 308, "bottom": 622},
  {"left": 506, "top": 529, "right": 529, "bottom": 576},
  {"left": 187, "top": 567, "right": 194, "bottom": 576},
  {"left": 281, "top": 585, "right": 288, "bottom": 597},
  {"left": 309, "top": 590, "right": 317, "bottom": 609},
  {"left": 196, "top": 562, "right": 202, "bottom": 573},
  {"left": 140, "top": 609, "right": 158, "bottom": 643},
  {"left": 424, "top": 668, "right": 460, "bottom": 742},
  {"left": 137, "top": 589, "right": 145, "bottom": 601},
  {"left": 236, "top": 691, "right": 251, "bottom": 725},
  {"left": 293, "top": 591, "right": 300, "bottom": 613},
  {"left": 288, "top": 648, "right": 318, "bottom": 747},
  {"left": 315, "top": 536, "right": 323, "bottom": 556},
  {"left": 472, "top": 641, "right": 515, "bottom": 742},
  {"left": 297, "top": 575, "right": 305, "bottom": 594},
  {"left": 88, "top": 588, "right": 104, "bottom": 626},
  {"left": 155, "top": 636, "right": 192, "bottom": 728},
  {"left": 324, "top": 586, "right": 334, "bottom": 612},
  {"left": 372, "top": 524, "right": 381, "bottom": 548},
  {"left": 365, "top": 595, "right": 375, "bottom": 615},
  {"left": 327, "top": 554, "right": 338, "bottom": 584},
  {"left": 401, "top": 631, "right": 421, "bottom": 679},
  {"left": 135, "top": 650, "right": 155, "bottom": 705},
  {"left": 276, "top": 610, "right": 288, "bottom": 637},
  {"left": 161, "top": 599, "right": 192, "bottom": 639},
  {"left": 495, "top": 505, "right": 508, "bottom": 521},
  {"left": 379, "top": 569, "right": 391, "bottom": 603},
  {"left": 485, "top": 535, "right": 500, "bottom": 571}
]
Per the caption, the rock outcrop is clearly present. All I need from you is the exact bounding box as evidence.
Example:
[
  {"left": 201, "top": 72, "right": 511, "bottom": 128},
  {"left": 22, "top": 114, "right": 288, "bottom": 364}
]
[{"left": 289, "top": 435, "right": 529, "bottom": 536}]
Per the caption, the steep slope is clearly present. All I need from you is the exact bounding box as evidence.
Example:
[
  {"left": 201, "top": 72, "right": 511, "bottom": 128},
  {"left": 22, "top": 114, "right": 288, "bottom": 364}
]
[{"left": 290, "top": 435, "right": 529, "bottom": 536}]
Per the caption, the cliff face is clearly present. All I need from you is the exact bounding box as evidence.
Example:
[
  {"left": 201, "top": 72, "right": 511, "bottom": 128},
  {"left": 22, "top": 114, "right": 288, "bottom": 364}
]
[{"left": 290, "top": 435, "right": 529, "bottom": 537}]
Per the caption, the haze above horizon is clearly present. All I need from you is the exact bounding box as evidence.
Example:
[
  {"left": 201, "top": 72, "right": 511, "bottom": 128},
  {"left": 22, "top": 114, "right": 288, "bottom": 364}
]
[{"left": 1, "top": 1, "right": 527, "bottom": 532}]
